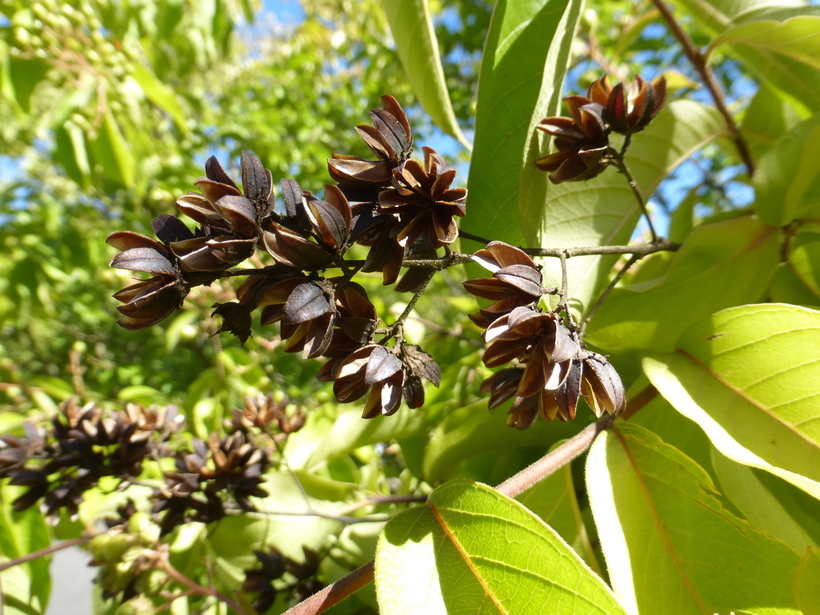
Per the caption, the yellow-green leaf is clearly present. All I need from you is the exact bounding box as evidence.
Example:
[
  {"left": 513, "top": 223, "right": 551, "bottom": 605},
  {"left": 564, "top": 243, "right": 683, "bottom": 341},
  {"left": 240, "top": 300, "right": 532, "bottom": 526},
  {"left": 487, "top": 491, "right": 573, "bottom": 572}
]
[
  {"left": 587, "top": 422, "right": 802, "bottom": 614},
  {"left": 644, "top": 303, "right": 820, "bottom": 499},
  {"left": 709, "top": 16, "right": 820, "bottom": 69},
  {"left": 382, "top": 0, "right": 469, "bottom": 149},
  {"left": 375, "top": 480, "right": 627, "bottom": 614}
]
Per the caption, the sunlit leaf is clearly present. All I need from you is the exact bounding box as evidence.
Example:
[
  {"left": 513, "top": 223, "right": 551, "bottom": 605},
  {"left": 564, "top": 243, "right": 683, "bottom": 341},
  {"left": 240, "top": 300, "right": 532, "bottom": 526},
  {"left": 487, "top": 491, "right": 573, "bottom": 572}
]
[
  {"left": 463, "top": 0, "right": 579, "bottom": 247},
  {"left": 587, "top": 422, "right": 802, "bottom": 615},
  {"left": 376, "top": 480, "right": 627, "bottom": 614},
  {"left": 131, "top": 64, "right": 189, "bottom": 131},
  {"left": 710, "top": 16, "right": 820, "bottom": 69},
  {"left": 644, "top": 303, "right": 820, "bottom": 499},
  {"left": 382, "top": 0, "right": 470, "bottom": 148},
  {"left": 711, "top": 447, "right": 817, "bottom": 553}
]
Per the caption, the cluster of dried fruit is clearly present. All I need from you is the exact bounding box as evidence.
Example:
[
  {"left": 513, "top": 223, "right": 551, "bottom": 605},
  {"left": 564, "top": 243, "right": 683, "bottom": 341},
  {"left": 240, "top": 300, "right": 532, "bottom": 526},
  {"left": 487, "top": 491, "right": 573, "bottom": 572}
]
[
  {"left": 108, "top": 96, "right": 458, "bottom": 418},
  {"left": 536, "top": 74, "right": 666, "bottom": 183},
  {"left": 0, "top": 399, "right": 180, "bottom": 519},
  {"left": 464, "top": 242, "right": 626, "bottom": 426},
  {"left": 243, "top": 546, "right": 324, "bottom": 613},
  {"left": 0, "top": 395, "right": 302, "bottom": 528}
]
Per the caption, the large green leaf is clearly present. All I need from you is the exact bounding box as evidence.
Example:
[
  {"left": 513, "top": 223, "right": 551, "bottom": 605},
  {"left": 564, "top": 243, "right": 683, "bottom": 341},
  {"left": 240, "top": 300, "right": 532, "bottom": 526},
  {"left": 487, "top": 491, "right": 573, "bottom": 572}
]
[
  {"left": 462, "top": 0, "right": 578, "bottom": 246},
  {"left": 753, "top": 114, "right": 820, "bottom": 226},
  {"left": 422, "top": 399, "right": 582, "bottom": 481},
  {"left": 586, "top": 422, "right": 802, "bottom": 615},
  {"left": 644, "top": 303, "right": 820, "bottom": 499},
  {"left": 382, "top": 0, "right": 469, "bottom": 148},
  {"left": 375, "top": 480, "right": 626, "bottom": 614},
  {"left": 671, "top": 0, "right": 820, "bottom": 113},
  {"left": 525, "top": 101, "right": 729, "bottom": 317},
  {"left": 711, "top": 447, "right": 818, "bottom": 553},
  {"left": 709, "top": 16, "right": 820, "bottom": 69},
  {"left": 585, "top": 216, "right": 780, "bottom": 351}
]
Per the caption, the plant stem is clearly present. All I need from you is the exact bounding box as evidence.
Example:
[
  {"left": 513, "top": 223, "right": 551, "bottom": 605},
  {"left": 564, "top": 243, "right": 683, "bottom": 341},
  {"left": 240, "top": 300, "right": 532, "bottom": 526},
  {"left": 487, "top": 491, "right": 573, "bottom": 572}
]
[
  {"left": 650, "top": 0, "right": 755, "bottom": 177},
  {"left": 458, "top": 230, "right": 493, "bottom": 245},
  {"left": 522, "top": 240, "right": 679, "bottom": 257},
  {"left": 156, "top": 557, "right": 250, "bottom": 615},
  {"left": 0, "top": 537, "right": 89, "bottom": 573},
  {"left": 386, "top": 269, "right": 437, "bottom": 339},
  {"left": 282, "top": 560, "right": 375, "bottom": 615}
]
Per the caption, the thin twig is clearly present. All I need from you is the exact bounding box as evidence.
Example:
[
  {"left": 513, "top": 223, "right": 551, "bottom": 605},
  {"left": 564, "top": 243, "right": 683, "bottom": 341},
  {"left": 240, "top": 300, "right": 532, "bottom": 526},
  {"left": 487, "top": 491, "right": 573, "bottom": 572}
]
[
  {"left": 650, "top": 0, "right": 755, "bottom": 177},
  {"left": 386, "top": 269, "right": 437, "bottom": 338},
  {"left": 495, "top": 415, "right": 616, "bottom": 497},
  {"left": 523, "top": 240, "right": 679, "bottom": 258},
  {"left": 458, "top": 230, "right": 493, "bottom": 245},
  {"left": 0, "top": 537, "right": 89, "bottom": 573},
  {"left": 612, "top": 139, "right": 658, "bottom": 242},
  {"left": 156, "top": 557, "right": 250, "bottom": 615}
]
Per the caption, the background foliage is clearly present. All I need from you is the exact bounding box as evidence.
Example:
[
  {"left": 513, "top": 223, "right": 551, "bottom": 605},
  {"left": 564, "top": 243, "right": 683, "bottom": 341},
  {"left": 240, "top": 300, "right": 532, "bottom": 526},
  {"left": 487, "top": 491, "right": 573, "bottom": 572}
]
[{"left": 0, "top": 0, "right": 818, "bottom": 613}]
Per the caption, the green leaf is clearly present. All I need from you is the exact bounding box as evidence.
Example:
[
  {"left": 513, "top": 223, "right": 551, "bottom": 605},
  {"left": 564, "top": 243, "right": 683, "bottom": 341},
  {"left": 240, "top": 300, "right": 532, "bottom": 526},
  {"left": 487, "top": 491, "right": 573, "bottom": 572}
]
[
  {"left": 742, "top": 82, "right": 802, "bottom": 159},
  {"left": 796, "top": 547, "right": 820, "bottom": 615},
  {"left": 585, "top": 216, "right": 780, "bottom": 351},
  {"left": 375, "top": 480, "right": 627, "bottom": 614},
  {"left": 422, "top": 399, "right": 581, "bottom": 482},
  {"left": 130, "top": 63, "right": 189, "bottom": 131},
  {"left": 463, "top": 0, "right": 578, "bottom": 246},
  {"left": 524, "top": 101, "right": 729, "bottom": 317},
  {"left": 382, "top": 0, "right": 469, "bottom": 148},
  {"left": 711, "top": 447, "right": 817, "bottom": 553},
  {"left": 305, "top": 406, "right": 432, "bottom": 468},
  {"left": 671, "top": 0, "right": 820, "bottom": 113},
  {"left": 710, "top": 16, "right": 820, "bottom": 69},
  {"left": 7, "top": 58, "right": 49, "bottom": 114},
  {"left": 91, "top": 110, "right": 136, "bottom": 189},
  {"left": 753, "top": 114, "right": 820, "bottom": 226},
  {"left": 586, "top": 422, "right": 802, "bottom": 615},
  {"left": 116, "top": 385, "right": 167, "bottom": 406},
  {"left": 516, "top": 452, "right": 602, "bottom": 573},
  {"left": 0, "top": 496, "right": 51, "bottom": 615},
  {"left": 644, "top": 303, "right": 820, "bottom": 499}
]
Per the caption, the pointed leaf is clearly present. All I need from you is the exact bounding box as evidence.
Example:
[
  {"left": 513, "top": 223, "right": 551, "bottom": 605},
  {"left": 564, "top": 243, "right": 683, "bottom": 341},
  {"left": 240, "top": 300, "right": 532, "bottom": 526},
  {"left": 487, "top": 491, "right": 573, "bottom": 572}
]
[
  {"left": 464, "top": 0, "right": 580, "bottom": 247},
  {"left": 131, "top": 63, "right": 188, "bottom": 130},
  {"left": 375, "top": 480, "right": 627, "bottom": 615},
  {"left": 644, "top": 303, "right": 820, "bottom": 499},
  {"left": 710, "top": 16, "right": 820, "bottom": 69},
  {"left": 587, "top": 422, "right": 802, "bottom": 615},
  {"left": 382, "top": 0, "right": 470, "bottom": 148},
  {"left": 671, "top": 0, "right": 820, "bottom": 112}
]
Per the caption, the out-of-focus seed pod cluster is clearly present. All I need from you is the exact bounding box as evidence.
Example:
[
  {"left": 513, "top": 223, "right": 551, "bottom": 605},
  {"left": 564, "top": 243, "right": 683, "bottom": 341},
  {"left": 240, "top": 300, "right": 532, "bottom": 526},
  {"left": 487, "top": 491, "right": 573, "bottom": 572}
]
[
  {"left": 242, "top": 546, "right": 325, "bottom": 614},
  {"left": 536, "top": 74, "right": 666, "bottom": 183},
  {"left": 464, "top": 242, "right": 626, "bottom": 426}
]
